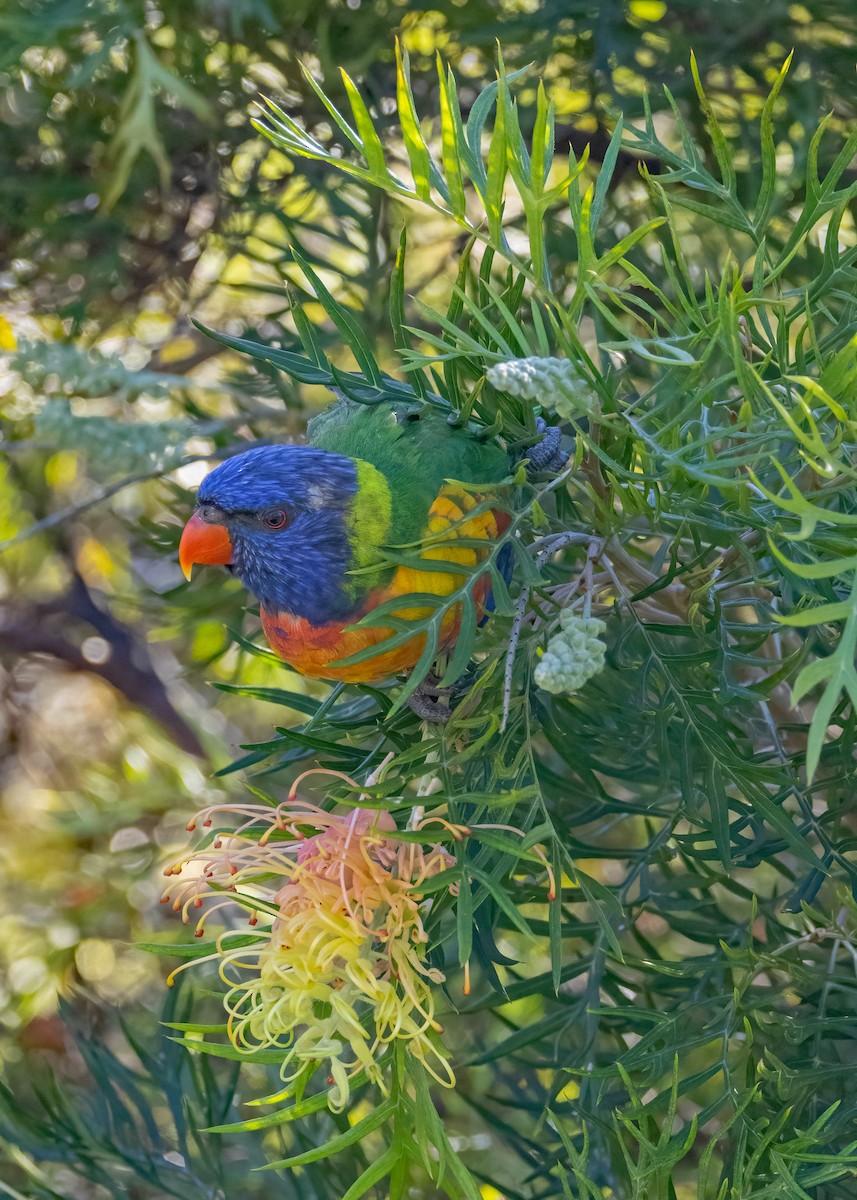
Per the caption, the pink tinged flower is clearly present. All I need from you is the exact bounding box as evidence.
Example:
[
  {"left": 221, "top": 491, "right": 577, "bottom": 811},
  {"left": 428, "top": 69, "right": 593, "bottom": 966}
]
[{"left": 162, "top": 796, "right": 458, "bottom": 1110}]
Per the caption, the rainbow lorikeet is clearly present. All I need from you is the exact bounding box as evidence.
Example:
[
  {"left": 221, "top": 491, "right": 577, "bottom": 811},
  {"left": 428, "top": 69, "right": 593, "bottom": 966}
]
[{"left": 179, "top": 397, "right": 510, "bottom": 684}]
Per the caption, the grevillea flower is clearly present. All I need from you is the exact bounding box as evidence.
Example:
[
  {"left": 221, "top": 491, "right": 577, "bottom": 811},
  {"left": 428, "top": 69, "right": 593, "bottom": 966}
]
[{"left": 162, "top": 784, "right": 460, "bottom": 1110}]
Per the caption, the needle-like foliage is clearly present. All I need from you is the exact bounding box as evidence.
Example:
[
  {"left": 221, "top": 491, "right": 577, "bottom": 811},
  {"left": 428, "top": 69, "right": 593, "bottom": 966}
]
[
  {"left": 136, "top": 48, "right": 857, "bottom": 1198},
  {"left": 5, "top": 36, "right": 857, "bottom": 1200}
]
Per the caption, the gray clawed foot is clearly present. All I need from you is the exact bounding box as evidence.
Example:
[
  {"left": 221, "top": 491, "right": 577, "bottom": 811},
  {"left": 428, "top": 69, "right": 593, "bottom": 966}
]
[
  {"left": 527, "top": 417, "right": 569, "bottom": 473},
  {"left": 407, "top": 676, "right": 454, "bottom": 724}
]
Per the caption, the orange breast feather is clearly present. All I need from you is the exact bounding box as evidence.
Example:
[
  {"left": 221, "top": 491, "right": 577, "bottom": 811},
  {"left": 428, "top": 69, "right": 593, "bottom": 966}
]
[{"left": 260, "top": 484, "right": 509, "bottom": 683}]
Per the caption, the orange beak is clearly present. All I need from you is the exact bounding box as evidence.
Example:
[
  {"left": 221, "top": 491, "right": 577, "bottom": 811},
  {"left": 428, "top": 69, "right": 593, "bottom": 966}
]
[{"left": 179, "top": 511, "right": 233, "bottom": 580}]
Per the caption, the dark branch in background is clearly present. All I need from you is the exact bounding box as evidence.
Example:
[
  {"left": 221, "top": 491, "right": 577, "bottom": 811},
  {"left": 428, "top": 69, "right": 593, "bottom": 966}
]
[{"left": 0, "top": 571, "right": 205, "bottom": 758}]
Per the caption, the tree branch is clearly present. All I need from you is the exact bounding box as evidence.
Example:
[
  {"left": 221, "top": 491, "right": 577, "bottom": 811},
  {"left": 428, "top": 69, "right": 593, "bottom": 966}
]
[{"left": 0, "top": 577, "right": 205, "bottom": 758}]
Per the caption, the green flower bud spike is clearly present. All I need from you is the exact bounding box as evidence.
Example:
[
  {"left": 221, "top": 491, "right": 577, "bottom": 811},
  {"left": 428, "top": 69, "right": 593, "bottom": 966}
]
[
  {"left": 486, "top": 356, "right": 597, "bottom": 419},
  {"left": 534, "top": 614, "right": 606, "bottom": 696}
]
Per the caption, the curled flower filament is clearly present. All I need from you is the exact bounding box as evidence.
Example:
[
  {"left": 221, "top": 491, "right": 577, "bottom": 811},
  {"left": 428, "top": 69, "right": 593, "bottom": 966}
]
[{"left": 163, "top": 800, "right": 456, "bottom": 1109}]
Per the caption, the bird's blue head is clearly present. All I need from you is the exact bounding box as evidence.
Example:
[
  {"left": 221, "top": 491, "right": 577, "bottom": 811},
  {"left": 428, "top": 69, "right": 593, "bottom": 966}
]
[{"left": 179, "top": 444, "right": 361, "bottom": 623}]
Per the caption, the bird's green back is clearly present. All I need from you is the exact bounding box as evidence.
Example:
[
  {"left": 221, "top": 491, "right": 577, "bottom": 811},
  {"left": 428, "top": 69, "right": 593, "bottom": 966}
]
[{"left": 307, "top": 397, "right": 509, "bottom": 545}]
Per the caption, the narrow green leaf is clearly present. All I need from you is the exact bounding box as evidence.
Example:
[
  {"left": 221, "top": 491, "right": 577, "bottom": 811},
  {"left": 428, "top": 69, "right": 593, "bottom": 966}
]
[
  {"left": 171, "top": 1037, "right": 285, "bottom": 1066},
  {"left": 299, "top": 61, "right": 363, "bottom": 152},
  {"left": 339, "top": 67, "right": 389, "bottom": 180},
  {"left": 768, "top": 540, "right": 857, "bottom": 582},
  {"left": 755, "top": 52, "right": 794, "bottom": 233},
  {"left": 192, "top": 320, "right": 333, "bottom": 384},
  {"left": 530, "top": 81, "right": 553, "bottom": 194},
  {"left": 390, "top": 227, "right": 430, "bottom": 400},
  {"left": 549, "top": 841, "right": 563, "bottom": 994},
  {"left": 485, "top": 77, "right": 508, "bottom": 242},
  {"left": 438, "top": 594, "right": 477, "bottom": 686},
  {"left": 341, "top": 1146, "right": 400, "bottom": 1200},
  {"left": 589, "top": 117, "right": 624, "bottom": 237},
  {"left": 437, "top": 57, "right": 467, "bottom": 217},
  {"left": 671, "top": 193, "right": 754, "bottom": 232},
  {"left": 391, "top": 619, "right": 441, "bottom": 711},
  {"left": 289, "top": 286, "right": 331, "bottom": 370},
  {"left": 468, "top": 865, "right": 535, "bottom": 937},
  {"left": 215, "top": 683, "right": 322, "bottom": 715},
  {"left": 777, "top": 601, "right": 854, "bottom": 627},
  {"left": 206, "top": 1071, "right": 371, "bottom": 1132},
  {"left": 262, "top": 1100, "right": 394, "bottom": 1169},
  {"left": 805, "top": 677, "right": 845, "bottom": 786},
  {"left": 690, "top": 51, "right": 737, "bottom": 192},
  {"left": 456, "top": 851, "right": 474, "bottom": 969},
  {"left": 395, "top": 40, "right": 435, "bottom": 201},
  {"left": 291, "top": 248, "right": 384, "bottom": 385},
  {"left": 575, "top": 870, "right": 623, "bottom": 958}
]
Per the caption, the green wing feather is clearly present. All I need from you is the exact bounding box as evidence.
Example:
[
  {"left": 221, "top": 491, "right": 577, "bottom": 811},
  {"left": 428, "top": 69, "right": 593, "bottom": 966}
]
[{"left": 308, "top": 397, "right": 509, "bottom": 544}]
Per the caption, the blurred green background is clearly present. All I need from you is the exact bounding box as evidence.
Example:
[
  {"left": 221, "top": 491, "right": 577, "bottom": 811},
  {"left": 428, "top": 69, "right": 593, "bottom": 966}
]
[{"left": 1, "top": 1, "right": 855, "bottom": 1194}]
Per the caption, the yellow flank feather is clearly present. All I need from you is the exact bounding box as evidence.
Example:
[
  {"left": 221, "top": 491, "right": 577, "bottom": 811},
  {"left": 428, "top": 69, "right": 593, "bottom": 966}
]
[
  {"left": 391, "top": 485, "right": 498, "bottom": 621},
  {"left": 261, "top": 482, "right": 507, "bottom": 683}
]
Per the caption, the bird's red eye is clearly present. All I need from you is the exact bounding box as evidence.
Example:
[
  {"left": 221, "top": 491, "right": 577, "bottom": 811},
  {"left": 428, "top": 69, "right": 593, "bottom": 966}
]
[{"left": 262, "top": 508, "right": 288, "bottom": 530}]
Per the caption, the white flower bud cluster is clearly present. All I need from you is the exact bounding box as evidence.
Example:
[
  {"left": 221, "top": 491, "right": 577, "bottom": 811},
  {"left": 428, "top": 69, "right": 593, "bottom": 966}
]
[
  {"left": 534, "top": 613, "right": 607, "bottom": 696},
  {"left": 485, "top": 356, "right": 597, "bottom": 418}
]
